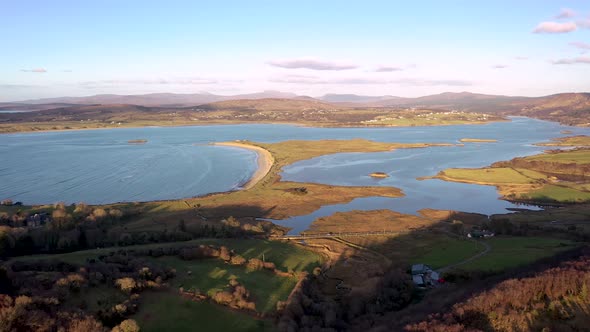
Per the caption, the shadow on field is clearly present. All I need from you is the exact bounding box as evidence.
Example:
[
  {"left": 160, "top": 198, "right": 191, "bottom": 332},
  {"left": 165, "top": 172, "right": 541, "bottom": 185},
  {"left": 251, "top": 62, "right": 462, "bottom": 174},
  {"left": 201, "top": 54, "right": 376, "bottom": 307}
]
[{"left": 276, "top": 210, "right": 589, "bottom": 331}]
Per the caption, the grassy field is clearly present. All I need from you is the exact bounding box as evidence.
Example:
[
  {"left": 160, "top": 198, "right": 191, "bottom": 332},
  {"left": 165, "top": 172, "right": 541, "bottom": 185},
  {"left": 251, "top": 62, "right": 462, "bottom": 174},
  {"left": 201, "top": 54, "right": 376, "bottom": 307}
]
[
  {"left": 9, "top": 238, "right": 320, "bottom": 329},
  {"left": 307, "top": 209, "right": 435, "bottom": 234},
  {"left": 150, "top": 256, "right": 296, "bottom": 313},
  {"left": 435, "top": 148, "right": 590, "bottom": 204},
  {"left": 10, "top": 238, "right": 323, "bottom": 273},
  {"left": 439, "top": 167, "right": 546, "bottom": 184},
  {"left": 133, "top": 291, "right": 273, "bottom": 332},
  {"left": 349, "top": 231, "right": 483, "bottom": 269},
  {"left": 536, "top": 135, "right": 590, "bottom": 147},
  {"left": 460, "top": 237, "right": 578, "bottom": 271},
  {"left": 350, "top": 233, "right": 579, "bottom": 273},
  {"left": 63, "top": 285, "right": 127, "bottom": 313},
  {"left": 526, "top": 149, "right": 590, "bottom": 164},
  {"left": 459, "top": 138, "right": 498, "bottom": 143},
  {"left": 413, "top": 238, "right": 483, "bottom": 270},
  {"left": 520, "top": 184, "right": 590, "bottom": 203}
]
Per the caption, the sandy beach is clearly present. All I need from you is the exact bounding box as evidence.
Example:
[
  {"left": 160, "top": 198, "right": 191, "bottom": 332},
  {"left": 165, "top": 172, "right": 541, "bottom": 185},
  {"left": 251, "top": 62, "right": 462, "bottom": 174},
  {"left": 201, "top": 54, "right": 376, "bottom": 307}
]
[{"left": 213, "top": 141, "right": 275, "bottom": 190}]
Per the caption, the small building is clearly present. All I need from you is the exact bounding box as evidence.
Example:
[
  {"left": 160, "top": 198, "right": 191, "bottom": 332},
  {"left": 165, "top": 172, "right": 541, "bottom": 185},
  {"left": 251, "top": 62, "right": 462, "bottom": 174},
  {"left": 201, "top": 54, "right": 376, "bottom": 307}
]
[
  {"left": 411, "top": 264, "right": 443, "bottom": 287},
  {"left": 467, "top": 230, "right": 495, "bottom": 238},
  {"left": 26, "top": 213, "right": 51, "bottom": 228}
]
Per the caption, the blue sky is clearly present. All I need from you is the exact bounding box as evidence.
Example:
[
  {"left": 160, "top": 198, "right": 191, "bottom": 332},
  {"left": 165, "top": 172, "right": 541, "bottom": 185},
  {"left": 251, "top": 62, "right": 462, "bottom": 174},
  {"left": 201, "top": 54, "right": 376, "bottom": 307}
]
[{"left": 1, "top": 0, "right": 589, "bottom": 101}]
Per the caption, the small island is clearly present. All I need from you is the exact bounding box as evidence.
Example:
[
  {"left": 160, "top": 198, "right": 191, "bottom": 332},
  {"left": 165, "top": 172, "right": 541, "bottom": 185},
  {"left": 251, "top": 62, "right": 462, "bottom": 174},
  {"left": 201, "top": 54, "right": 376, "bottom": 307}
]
[
  {"left": 128, "top": 139, "right": 148, "bottom": 144},
  {"left": 459, "top": 138, "right": 498, "bottom": 143},
  {"left": 369, "top": 172, "right": 389, "bottom": 178}
]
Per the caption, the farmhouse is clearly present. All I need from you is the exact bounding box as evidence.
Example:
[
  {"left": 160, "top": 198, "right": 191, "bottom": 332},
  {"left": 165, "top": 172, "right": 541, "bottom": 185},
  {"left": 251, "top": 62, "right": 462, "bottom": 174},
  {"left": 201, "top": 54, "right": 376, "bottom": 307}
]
[
  {"left": 467, "top": 230, "right": 495, "bottom": 238},
  {"left": 411, "top": 263, "right": 442, "bottom": 287},
  {"left": 26, "top": 213, "right": 51, "bottom": 228}
]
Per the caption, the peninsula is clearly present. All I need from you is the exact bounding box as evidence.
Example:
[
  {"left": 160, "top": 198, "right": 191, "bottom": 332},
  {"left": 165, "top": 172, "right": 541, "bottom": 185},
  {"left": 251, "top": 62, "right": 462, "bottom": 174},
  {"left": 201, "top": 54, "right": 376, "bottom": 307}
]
[{"left": 213, "top": 142, "right": 274, "bottom": 189}]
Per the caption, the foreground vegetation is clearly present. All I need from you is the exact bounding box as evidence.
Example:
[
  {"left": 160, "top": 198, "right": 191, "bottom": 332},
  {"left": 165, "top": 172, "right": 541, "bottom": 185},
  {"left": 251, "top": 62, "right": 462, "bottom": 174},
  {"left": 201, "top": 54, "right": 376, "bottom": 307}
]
[
  {"left": 133, "top": 292, "right": 273, "bottom": 332},
  {"left": 405, "top": 251, "right": 590, "bottom": 331},
  {"left": 1, "top": 238, "right": 321, "bottom": 331}
]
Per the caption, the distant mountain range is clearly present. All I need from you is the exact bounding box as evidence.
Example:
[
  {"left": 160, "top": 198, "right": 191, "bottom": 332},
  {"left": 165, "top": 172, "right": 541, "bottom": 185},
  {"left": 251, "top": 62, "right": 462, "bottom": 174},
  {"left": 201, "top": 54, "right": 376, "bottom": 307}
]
[
  {"left": 7, "top": 91, "right": 302, "bottom": 107},
  {"left": 1, "top": 91, "right": 589, "bottom": 126}
]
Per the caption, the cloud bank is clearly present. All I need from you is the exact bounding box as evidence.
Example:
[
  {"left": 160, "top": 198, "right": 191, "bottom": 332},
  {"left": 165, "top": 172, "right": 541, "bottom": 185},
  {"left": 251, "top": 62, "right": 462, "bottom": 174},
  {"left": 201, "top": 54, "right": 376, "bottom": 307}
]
[
  {"left": 533, "top": 21, "right": 577, "bottom": 33},
  {"left": 552, "top": 56, "right": 590, "bottom": 65},
  {"left": 270, "top": 75, "right": 472, "bottom": 86},
  {"left": 374, "top": 65, "right": 403, "bottom": 72},
  {"left": 267, "top": 58, "right": 358, "bottom": 70},
  {"left": 555, "top": 8, "right": 576, "bottom": 19},
  {"left": 20, "top": 68, "right": 47, "bottom": 73},
  {"left": 570, "top": 41, "right": 590, "bottom": 50}
]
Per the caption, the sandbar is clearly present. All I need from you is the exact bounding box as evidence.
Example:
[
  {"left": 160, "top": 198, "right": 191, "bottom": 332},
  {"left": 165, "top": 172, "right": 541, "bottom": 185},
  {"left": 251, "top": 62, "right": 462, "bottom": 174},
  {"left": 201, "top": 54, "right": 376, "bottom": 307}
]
[{"left": 213, "top": 141, "right": 274, "bottom": 190}]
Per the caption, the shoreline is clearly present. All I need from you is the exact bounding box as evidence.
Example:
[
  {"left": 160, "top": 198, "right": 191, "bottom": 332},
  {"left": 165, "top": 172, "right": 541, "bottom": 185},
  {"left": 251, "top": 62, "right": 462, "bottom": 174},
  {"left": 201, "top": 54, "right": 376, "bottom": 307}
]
[
  {"left": 213, "top": 142, "right": 274, "bottom": 190},
  {"left": 0, "top": 118, "right": 512, "bottom": 135}
]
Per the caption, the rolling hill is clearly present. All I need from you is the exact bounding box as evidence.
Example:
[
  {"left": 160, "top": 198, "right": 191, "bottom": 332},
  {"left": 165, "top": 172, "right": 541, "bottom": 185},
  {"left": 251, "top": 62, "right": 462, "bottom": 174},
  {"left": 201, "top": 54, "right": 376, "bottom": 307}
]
[{"left": 1, "top": 91, "right": 589, "bottom": 129}]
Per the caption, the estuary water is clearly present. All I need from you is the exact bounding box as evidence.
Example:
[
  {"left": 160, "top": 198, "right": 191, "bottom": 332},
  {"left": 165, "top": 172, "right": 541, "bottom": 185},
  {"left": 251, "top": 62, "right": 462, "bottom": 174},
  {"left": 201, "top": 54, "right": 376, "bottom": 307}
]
[{"left": 0, "top": 118, "right": 588, "bottom": 230}]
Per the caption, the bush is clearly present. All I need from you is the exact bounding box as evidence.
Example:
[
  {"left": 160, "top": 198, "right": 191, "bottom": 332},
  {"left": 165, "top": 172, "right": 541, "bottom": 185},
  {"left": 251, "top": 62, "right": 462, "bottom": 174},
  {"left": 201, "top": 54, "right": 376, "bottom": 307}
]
[
  {"left": 115, "top": 278, "right": 137, "bottom": 293},
  {"left": 230, "top": 255, "right": 246, "bottom": 265},
  {"left": 246, "top": 258, "right": 264, "bottom": 271},
  {"left": 112, "top": 319, "right": 140, "bottom": 332}
]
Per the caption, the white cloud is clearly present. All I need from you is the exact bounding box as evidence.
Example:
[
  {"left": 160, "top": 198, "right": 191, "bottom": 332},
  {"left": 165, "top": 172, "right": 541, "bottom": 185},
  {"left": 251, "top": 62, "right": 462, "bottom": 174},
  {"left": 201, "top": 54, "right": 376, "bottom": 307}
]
[
  {"left": 514, "top": 56, "right": 529, "bottom": 60},
  {"left": 555, "top": 8, "right": 576, "bottom": 19},
  {"left": 578, "top": 18, "right": 590, "bottom": 29},
  {"left": 270, "top": 75, "right": 473, "bottom": 86},
  {"left": 267, "top": 57, "right": 358, "bottom": 70},
  {"left": 374, "top": 65, "right": 404, "bottom": 72},
  {"left": 533, "top": 21, "right": 577, "bottom": 33},
  {"left": 491, "top": 64, "right": 508, "bottom": 69},
  {"left": 552, "top": 56, "right": 590, "bottom": 65},
  {"left": 79, "top": 77, "right": 220, "bottom": 87},
  {"left": 20, "top": 68, "right": 47, "bottom": 73},
  {"left": 570, "top": 41, "right": 590, "bottom": 50}
]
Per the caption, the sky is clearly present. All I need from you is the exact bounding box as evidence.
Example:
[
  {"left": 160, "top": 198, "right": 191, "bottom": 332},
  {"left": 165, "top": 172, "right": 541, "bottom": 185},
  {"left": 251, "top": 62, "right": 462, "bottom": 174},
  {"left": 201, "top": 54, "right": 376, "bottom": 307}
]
[{"left": 1, "top": 0, "right": 590, "bottom": 101}]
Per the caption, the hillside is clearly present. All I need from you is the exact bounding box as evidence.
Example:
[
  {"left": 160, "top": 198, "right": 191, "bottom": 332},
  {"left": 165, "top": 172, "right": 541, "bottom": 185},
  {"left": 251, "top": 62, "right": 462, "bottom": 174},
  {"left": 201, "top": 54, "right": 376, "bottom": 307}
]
[
  {"left": 1, "top": 91, "right": 589, "bottom": 130},
  {"left": 319, "top": 94, "right": 401, "bottom": 104},
  {"left": 8, "top": 90, "right": 301, "bottom": 107},
  {"left": 197, "top": 98, "right": 337, "bottom": 112},
  {"left": 366, "top": 92, "right": 590, "bottom": 126},
  {"left": 0, "top": 98, "right": 505, "bottom": 133},
  {"left": 403, "top": 251, "right": 590, "bottom": 331},
  {"left": 514, "top": 93, "right": 590, "bottom": 126}
]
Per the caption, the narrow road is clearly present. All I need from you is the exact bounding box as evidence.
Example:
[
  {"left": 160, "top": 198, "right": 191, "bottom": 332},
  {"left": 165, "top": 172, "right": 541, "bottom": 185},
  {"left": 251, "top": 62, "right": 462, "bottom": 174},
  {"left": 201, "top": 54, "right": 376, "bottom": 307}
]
[
  {"left": 273, "top": 230, "right": 410, "bottom": 240},
  {"left": 438, "top": 229, "right": 492, "bottom": 273},
  {"left": 439, "top": 239, "right": 491, "bottom": 273}
]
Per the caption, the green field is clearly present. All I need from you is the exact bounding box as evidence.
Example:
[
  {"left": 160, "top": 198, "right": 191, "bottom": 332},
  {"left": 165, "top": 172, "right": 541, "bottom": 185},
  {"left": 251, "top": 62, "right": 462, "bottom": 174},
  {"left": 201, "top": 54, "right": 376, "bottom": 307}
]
[
  {"left": 536, "top": 135, "right": 590, "bottom": 147},
  {"left": 522, "top": 185, "right": 590, "bottom": 203},
  {"left": 63, "top": 285, "right": 127, "bottom": 313},
  {"left": 526, "top": 149, "right": 590, "bottom": 164},
  {"left": 11, "top": 238, "right": 321, "bottom": 326},
  {"left": 11, "top": 238, "right": 323, "bottom": 273},
  {"left": 412, "top": 238, "right": 483, "bottom": 270},
  {"left": 150, "top": 256, "right": 297, "bottom": 313},
  {"left": 133, "top": 291, "right": 274, "bottom": 332},
  {"left": 440, "top": 167, "right": 546, "bottom": 184},
  {"left": 358, "top": 232, "right": 483, "bottom": 269},
  {"left": 460, "top": 237, "right": 577, "bottom": 272}
]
